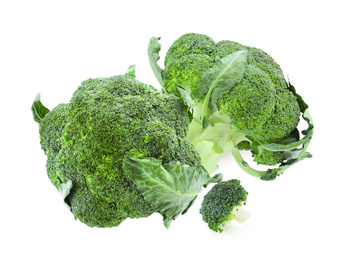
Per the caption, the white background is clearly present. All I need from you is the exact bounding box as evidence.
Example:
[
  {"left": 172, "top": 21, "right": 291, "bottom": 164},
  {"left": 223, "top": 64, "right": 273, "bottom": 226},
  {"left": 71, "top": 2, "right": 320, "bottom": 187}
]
[{"left": 1, "top": 0, "right": 344, "bottom": 259}]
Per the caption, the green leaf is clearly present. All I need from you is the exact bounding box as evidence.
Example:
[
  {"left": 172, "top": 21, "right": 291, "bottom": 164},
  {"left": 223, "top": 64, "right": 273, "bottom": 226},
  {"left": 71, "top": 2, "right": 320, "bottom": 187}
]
[
  {"left": 177, "top": 87, "right": 193, "bottom": 110},
  {"left": 176, "top": 87, "right": 194, "bottom": 121},
  {"left": 125, "top": 65, "right": 136, "bottom": 78},
  {"left": 122, "top": 156, "right": 218, "bottom": 228},
  {"left": 209, "top": 173, "right": 223, "bottom": 185},
  {"left": 147, "top": 37, "right": 165, "bottom": 90},
  {"left": 193, "top": 50, "right": 248, "bottom": 128},
  {"left": 287, "top": 80, "right": 309, "bottom": 112},
  {"left": 260, "top": 169, "right": 278, "bottom": 181},
  {"left": 31, "top": 94, "right": 49, "bottom": 123},
  {"left": 58, "top": 180, "right": 73, "bottom": 211},
  {"left": 259, "top": 109, "right": 314, "bottom": 152},
  {"left": 236, "top": 109, "right": 314, "bottom": 181},
  {"left": 259, "top": 109, "right": 314, "bottom": 180},
  {"left": 260, "top": 149, "right": 312, "bottom": 181}
]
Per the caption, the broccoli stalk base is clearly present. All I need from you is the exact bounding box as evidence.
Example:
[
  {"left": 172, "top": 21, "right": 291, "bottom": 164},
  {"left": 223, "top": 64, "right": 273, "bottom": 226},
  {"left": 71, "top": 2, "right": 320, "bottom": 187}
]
[
  {"left": 234, "top": 207, "right": 251, "bottom": 223},
  {"left": 187, "top": 104, "right": 249, "bottom": 174}
]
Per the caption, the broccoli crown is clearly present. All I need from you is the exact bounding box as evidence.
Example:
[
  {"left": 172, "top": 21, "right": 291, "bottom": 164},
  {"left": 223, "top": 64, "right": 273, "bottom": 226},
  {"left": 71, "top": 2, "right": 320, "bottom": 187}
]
[
  {"left": 148, "top": 34, "right": 313, "bottom": 180},
  {"left": 163, "top": 33, "right": 300, "bottom": 143},
  {"left": 38, "top": 74, "right": 201, "bottom": 227},
  {"left": 200, "top": 179, "right": 248, "bottom": 233}
]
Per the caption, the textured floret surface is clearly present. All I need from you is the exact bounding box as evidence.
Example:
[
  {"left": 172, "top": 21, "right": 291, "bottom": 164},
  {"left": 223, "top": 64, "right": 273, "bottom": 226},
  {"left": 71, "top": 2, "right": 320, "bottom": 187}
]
[{"left": 39, "top": 75, "right": 200, "bottom": 227}]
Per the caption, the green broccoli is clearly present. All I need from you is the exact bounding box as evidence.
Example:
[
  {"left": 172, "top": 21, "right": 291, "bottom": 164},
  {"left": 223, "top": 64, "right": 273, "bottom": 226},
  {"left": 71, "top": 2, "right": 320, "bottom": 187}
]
[
  {"left": 200, "top": 179, "right": 249, "bottom": 233},
  {"left": 32, "top": 66, "right": 221, "bottom": 228},
  {"left": 148, "top": 33, "right": 314, "bottom": 180}
]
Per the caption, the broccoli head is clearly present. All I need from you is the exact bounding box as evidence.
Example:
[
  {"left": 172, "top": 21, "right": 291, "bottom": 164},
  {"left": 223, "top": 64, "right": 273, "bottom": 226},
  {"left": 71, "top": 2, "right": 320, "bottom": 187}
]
[
  {"left": 200, "top": 179, "right": 249, "bottom": 233},
  {"left": 148, "top": 34, "right": 314, "bottom": 180},
  {"left": 32, "top": 66, "right": 220, "bottom": 228}
]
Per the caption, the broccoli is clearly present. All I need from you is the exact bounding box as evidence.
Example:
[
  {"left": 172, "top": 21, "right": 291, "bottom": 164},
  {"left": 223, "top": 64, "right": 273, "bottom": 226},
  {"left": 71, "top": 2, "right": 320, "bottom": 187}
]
[
  {"left": 200, "top": 179, "right": 249, "bottom": 233},
  {"left": 148, "top": 33, "right": 314, "bottom": 180},
  {"left": 32, "top": 66, "right": 221, "bottom": 228}
]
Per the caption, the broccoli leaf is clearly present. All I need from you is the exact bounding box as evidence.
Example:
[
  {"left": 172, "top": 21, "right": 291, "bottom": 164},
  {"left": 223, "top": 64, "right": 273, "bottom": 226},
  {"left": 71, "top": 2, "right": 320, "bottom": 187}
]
[
  {"left": 192, "top": 50, "right": 248, "bottom": 102},
  {"left": 261, "top": 150, "right": 312, "bottom": 180},
  {"left": 231, "top": 109, "right": 314, "bottom": 181},
  {"left": 287, "top": 81, "right": 309, "bottom": 112},
  {"left": 31, "top": 94, "right": 49, "bottom": 123},
  {"left": 147, "top": 37, "right": 165, "bottom": 90},
  {"left": 123, "top": 156, "right": 219, "bottom": 228},
  {"left": 193, "top": 50, "right": 248, "bottom": 127},
  {"left": 258, "top": 109, "right": 314, "bottom": 152},
  {"left": 58, "top": 180, "right": 73, "bottom": 211},
  {"left": 177, "top": 87, "right": 194, "bottom": 110},
  {"left": 125, "top": 65, "right": 136, "bottom": 78},
  {"left": 274, "top": 111, "right": 313, "bottom": 169},
  {"left": 176, "top": 87, "right": 194, "bottom": 121}
]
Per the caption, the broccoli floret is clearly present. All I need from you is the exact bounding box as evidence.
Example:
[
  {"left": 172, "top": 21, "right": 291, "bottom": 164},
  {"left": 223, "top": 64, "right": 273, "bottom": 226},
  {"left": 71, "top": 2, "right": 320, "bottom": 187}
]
[
  {"left": 32, "top": 67, "right": 220, "bottom": 228},
  {"left": 163, "top": 54, "right": 214, "bottom": 95},
  {"left": 216, "top": 64, "right": 279, "bottom": 137},
  {"left": 164, "top": 33, "right": 216, "bottom": 66},
  {"left": 200, "top": 179, "right": 249, "bottom": 233},
  {"left": 148, "top": 34, "right": 314, "bottom": 180}
]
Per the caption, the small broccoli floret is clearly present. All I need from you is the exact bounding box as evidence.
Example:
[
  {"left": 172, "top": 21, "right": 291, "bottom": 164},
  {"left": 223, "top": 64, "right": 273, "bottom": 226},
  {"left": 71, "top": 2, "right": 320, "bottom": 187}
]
[
  {"left": 163, "top": 54, "right": 214, "bottom": 94},
  {"left": 164, "top": 33, "right": 216, "bottom": 66},
  {"left": 33, "top": 67, "right": 219, "bottom": 228},
  {"left": 239, "top": 141, "right": 286, "bottom": 166},
  {"left": 200, "top": 179, "right": 249, "bottom": 233},
  {"left": 148, "top": 34, "right": 314, "bottom": 180}
]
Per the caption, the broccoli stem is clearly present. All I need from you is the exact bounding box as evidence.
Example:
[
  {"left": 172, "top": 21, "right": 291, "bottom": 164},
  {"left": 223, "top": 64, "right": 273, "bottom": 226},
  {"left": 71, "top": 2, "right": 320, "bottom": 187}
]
[
  {"left": 188, "top": 119, "right": 274, "bottom": 179},
  {"left": 229, "top": 143, "right": 288, "bottom": 179},
  {"left": 229, "top": 143, "right": 266, "bottom": 178},
  {"left": 193, "top": 140, "right": 224, "bottom": 173},
  {"left": 188, "top": 105, "right": 290, "bottom": 179},
  {"left": 187, "top": 110, "right": 236, "bottom": 174},
  {"left": 234, "top": 207, "right": 250, "bottom": 223}
]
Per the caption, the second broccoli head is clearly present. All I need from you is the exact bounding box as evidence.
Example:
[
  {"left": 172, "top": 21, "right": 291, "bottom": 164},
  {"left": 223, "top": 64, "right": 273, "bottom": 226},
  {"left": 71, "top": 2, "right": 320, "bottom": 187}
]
[
  {"left": 33, "top": 68, "right": 220, "bottom": 228},
  {"left": 148, "top": 33, "right": 314, "bottom": 180}
]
